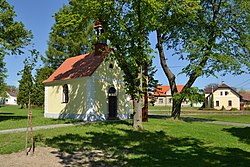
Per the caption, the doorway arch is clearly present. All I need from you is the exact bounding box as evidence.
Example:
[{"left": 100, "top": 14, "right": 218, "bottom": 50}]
[{"left": 108, "top": 87, "right": 117, "bottom": 119}]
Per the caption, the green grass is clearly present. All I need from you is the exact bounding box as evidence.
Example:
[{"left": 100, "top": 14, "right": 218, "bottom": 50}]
[
  {"left": 0, "top": 118, "right": 250, "bottom": 166},
  {"left": 0, "top": 105, "right": 77, "bottom": 130},
  {"left": 185, "top": 115, "right": 250, "bottom": 124}
]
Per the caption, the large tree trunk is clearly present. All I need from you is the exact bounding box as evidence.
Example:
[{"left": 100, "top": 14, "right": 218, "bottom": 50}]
[
  {"left": 171, "top": 99, "right": 182, "bottom": 120},
  {"left": 133, "top": 98, "right": 143, "bottom": 129},
  {"left": 142, "top": 62, "right": 148, "bottom": 122}
]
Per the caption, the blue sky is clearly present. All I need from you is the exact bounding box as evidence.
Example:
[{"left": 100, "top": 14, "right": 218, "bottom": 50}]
[{"left": 5, "top": 0, "right": 250, "bottom": 90}]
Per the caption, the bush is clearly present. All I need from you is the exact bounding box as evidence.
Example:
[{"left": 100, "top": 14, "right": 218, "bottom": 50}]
[
  {"left": 221, "top": 106, "right": 225, "bottom": 111},
  {"left": 230, "top": 108, "right": 238, "bottom": 111},
  {"left": 244, "top": 107, "right": 250, "bottom": 111}
]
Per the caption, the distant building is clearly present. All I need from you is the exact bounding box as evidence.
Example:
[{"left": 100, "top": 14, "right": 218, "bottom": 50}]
[
  {"left": 240, "top": 91, "right": 250, "bottom": 109},
  {"left": 152, "top": 85, "right": 202, "bottom": 107},
  {"left": 206, "top": 82, "right": 243, "bottom": 110},
  {"left": 0, "top": 90, "right": 18, "bottom": 105}
]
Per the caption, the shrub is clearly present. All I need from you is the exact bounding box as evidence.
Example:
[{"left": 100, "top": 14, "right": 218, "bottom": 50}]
[{"left": 244, "top": 107, "right": 250, "bottom": 111}]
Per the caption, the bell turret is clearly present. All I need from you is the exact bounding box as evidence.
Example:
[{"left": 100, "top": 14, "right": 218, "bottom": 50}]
[{"left": 94, "top": 21, "right": 107, "bottom": 55}]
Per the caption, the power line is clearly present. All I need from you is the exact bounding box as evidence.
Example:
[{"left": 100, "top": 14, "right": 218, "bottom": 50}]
[
  {"left": 234, "top": 78, "right": 250, "bottom": 87},
  {"left": 155, "top": 66, "right": 185, "bottom": 69}
]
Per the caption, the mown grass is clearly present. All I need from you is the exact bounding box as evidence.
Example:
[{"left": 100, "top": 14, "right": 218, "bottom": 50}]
[
  {"left": 0, "top": 118, "right": 249, "bottom": 166},
  {"left": 0, "top": 105, "right": 77, "bottom": 130},
  {"left": 185, "top": 115, "right": 250, "bottom": 124}
]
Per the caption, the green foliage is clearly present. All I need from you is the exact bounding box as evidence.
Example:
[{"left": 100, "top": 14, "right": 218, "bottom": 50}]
[
  {"left": 168, "top": 0, "right": 250, "bottom": 77},
  {"left": 155, "top": 0, "right": 249, "bottom": 118},
  {"left": 17, "top": 50, "right": 38, "bottom": 108},
  {"left": 0, "top": 55, "right": 7, "bottom": 97},
  {"left": 0, "top": 0, "right": 32, "bottom": 97},
  {"left": 244, "top": 107, "right": 250, "bottom": 111},
  {"left": 0, "top": 0, "right": 32, "bottom": 55},
  {"left": 32, "top": 67, "right": 55, "bottom": 106},
  {"left": 43, "top": 4, "right": 94, "bottom": 68},
  {"left": 173, "top": 87, "right": 205, "bottom": 105}
]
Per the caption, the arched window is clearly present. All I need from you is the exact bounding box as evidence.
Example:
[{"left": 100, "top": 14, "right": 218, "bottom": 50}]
[
  {"left": 62, "top": 84, "right": 69, "bottom": 103},
  {"left": 108, "top": 87, "right": 117, "bottom": 96}
]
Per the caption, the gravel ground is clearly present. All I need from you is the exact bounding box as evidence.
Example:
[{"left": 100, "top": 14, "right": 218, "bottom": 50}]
[
  {"left": 0, "top": 147, "right": 63, "bottom": 167},
  {"left": 0, "top": 147, "right": 119, "bottom": 167}
]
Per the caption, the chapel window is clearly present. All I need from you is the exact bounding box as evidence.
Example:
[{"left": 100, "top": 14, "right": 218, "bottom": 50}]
[{"left": 62, "top": 84, "right": 69, "bottom": 103}]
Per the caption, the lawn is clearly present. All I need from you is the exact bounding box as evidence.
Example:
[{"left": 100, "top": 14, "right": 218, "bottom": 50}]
[
  {"left": 0, "top": 117, "right": 249, "bottom": 166},
  {"left": 0, "top": 105, "right": 76, "bottom": 130}
]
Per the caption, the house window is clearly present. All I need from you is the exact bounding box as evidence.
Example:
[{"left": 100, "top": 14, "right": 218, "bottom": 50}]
[
  {"left": 225, "top": 91, "right": 229, "bottom": 96},
  {"left": 62, "top": 84, "right": 69, "bottom": 103},
  {"left": 216, "top": 101, "right": 219, "bottom": 107},
  {"left": 159, "top": 98, "right": 163, "bottom": 104},
  {"left": 220, "top": 91, "right": 223, "bottom": 96},
  {"left": 168, "top": 98, "right": 172, "bottom": 104},
  {"left": 228, "top": 100, "right": 232, "bottom": 106}
]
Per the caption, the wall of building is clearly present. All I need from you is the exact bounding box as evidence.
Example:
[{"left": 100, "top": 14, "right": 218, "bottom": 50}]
[
  {"left": 213, "top": 88, "right": 240, "bottom": 110},
  {"left": 44, "top": 57, "right": 130, "bottom": 120}
]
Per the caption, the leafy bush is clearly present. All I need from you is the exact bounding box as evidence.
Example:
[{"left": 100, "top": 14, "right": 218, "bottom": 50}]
[{"left": 244, "top": 107, "right": 250, "bottom": 111}]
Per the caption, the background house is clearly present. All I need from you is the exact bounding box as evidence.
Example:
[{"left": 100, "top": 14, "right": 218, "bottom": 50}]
[
  {"left": 0, "top": 89, "right": 18, "bottom": 105},
  {"left": 206, "top": 82, "right": 242, "bottom": 110},
  {"left": 240, "top": 91, "right": 250, "bottom": 109},
  {"left": 153, "top": 85, "right": 191, "bottom": 107}
]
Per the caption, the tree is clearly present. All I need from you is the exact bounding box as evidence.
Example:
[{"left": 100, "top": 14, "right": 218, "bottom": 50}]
[
  {"left": 92, "top": 0, "right": 156, "bottom": 129},
  {"left": 0, "top": 0, "right": 32, "bottom": 96},
  {"left": 17, "top": 50, "right": 37, "bottom": 108},
  {"left": 0, "top": 55, "right": 7, "bottom": 97},
  {"left": 43, "top": 4, "right": 94, "bottom": 68},
  {"left": 48, "top": 0, "right": 158, "bottom": 129},
  {"left": 156, "top": 0, "right": 250, "bottom": 119},
  {"left": 32, "top": 67, "right": 54, "bottom": 106}
]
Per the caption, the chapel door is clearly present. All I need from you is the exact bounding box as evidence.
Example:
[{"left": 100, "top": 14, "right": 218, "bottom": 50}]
[{"left": 108, "top": 87, "right": 117, "bottom": 119}]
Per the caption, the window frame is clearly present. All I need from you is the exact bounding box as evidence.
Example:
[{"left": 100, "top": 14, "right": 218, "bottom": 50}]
[
  {"left": 158, "top": 98, "right": 164, "bottom": 104},
  {"left": 216, "top": 100, "right": 219, "bottom": 107},
  {"left": 62, "top": 84, "right": 69, "bottom": 103}
]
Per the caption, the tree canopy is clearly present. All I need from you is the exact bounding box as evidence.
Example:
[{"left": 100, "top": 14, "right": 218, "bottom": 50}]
[
  {"left": 0, "top": 0, "right": 32, "bottom": 56},
  {"left": 43, "top": 3, "right": 94, "bottom": 68},
  {"left": 156, "top": 0, "right": 250, "bottom": 119},
  {"left": 48, "top": 0, "right": 249, "bottom": 121},
  {"left": 0, "top": 0, "right": 32, "bottom": 97}
]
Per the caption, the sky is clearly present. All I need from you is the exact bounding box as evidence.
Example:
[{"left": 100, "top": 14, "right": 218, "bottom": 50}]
[{"left": 4, "top": 0, "right": 250, "bottom": 90}]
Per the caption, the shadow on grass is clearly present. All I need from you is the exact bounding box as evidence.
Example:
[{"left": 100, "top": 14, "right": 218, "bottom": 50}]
[
  {"left": 181, "top": 117, "right": 216, "bottom": 123},
  {"left": 0, "top": 116, "right": 27, "bottom": 122},
  {"left": 223, "top": 127, "right": 250, "bottom": 145},
  {"left": 0, "top": 113, "right": 14, "bottom": 115},
  {"left": 148, "top": 115, "right": 170, "bottom": 119},
  {"left": 44, "top": 122, "right": 250, "bottom": 167},
  {"left": 148, "top": 114, "right": 216, "bottom": 123}
]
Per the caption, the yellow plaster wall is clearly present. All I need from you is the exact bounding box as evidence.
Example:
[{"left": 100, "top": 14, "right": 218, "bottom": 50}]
[
  {"left": 46, "top": 78, "right": 87, "bottom": 114},
  {"left": 213, "top": 89, "right": 240, "bottom": 110},
  {"left": 45, "top": 56, "right": 128, "bottom": 118},
  {"left": 93, "top": 57, "right": 127, "bottom": 114}
]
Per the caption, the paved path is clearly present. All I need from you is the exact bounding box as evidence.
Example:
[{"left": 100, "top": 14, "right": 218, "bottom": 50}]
[
  {"left": 0, "top": 116, "right": 249, "bottom": 134},
  {"left": 0, "top": 123, "right": 85, "bottom": 134},
  {"left": 149, "top": 114, "right": 250, "bottom": 127}
]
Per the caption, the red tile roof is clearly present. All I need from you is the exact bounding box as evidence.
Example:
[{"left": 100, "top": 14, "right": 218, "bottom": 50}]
[
  {"left": 43, "top": 52, "right": 104, "bottom": 83},
  {"left": 154, "top": 85, "right": 184, "bottom": 96},
  {"left": 241, "top": 92, "right": 250, "bottom": 101}
]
